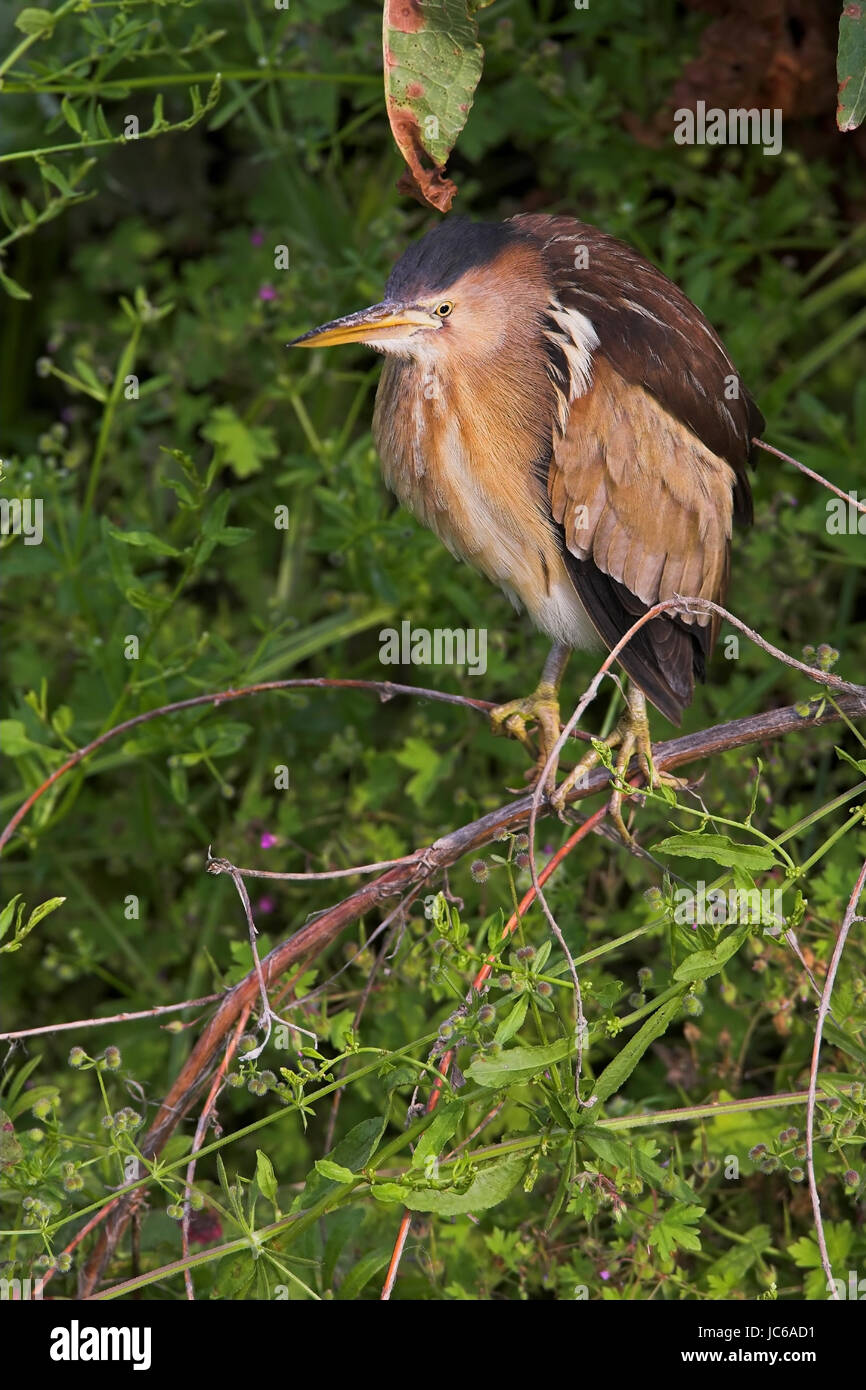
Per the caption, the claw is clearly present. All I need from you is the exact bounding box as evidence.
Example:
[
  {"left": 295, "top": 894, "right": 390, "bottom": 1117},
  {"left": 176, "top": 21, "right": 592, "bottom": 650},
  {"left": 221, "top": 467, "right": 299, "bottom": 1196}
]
[
  {"left": 551, "top": 686, "right": 686, "bottom": 849},
  {"left": 490, "top": 683, "right": 563, "bottom": 793},
  {"left": 489, "top": 642, "right": 572, "bottom": 794}
]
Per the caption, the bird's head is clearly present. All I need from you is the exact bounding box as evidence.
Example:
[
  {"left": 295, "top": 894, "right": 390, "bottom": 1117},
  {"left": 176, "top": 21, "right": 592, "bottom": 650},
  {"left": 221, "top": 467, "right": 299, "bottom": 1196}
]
[{"left": 289, "top": 218, "right": 550, "bottom": 368}]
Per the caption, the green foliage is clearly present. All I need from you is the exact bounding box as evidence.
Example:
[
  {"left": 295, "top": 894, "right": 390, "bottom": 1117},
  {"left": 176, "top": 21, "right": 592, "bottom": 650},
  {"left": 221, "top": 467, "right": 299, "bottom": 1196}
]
[
  {"left": 837, "top": 0, "right": 866, "bottom": 131},
  {"left": 0, "top": 0, "right": 864, "bottom": 1303}
]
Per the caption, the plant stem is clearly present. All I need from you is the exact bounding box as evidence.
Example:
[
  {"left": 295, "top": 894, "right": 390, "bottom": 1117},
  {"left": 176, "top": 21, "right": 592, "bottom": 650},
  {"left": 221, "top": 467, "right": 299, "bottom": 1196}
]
[
  {"left": 1, "top": 68, "right": 379, "bottom": 95},
  {"left": 75, "top": 319, "right": 142, "bottom": 560}
]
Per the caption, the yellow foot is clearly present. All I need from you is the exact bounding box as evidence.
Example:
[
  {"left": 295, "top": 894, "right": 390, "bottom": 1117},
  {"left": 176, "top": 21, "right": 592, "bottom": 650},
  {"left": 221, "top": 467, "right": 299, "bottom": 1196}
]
[
  {"left": 550, "top": 686, "right": 688, "bottom": 849},
  {"left": 490, "top": 682, "right": 562, "bottom": 793}
]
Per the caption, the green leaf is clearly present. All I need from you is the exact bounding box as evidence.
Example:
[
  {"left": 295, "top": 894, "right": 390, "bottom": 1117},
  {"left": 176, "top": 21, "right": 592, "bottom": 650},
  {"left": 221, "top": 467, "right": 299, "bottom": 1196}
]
[
  {"left": 72, "top": 355, "right": 106, "bottom": 396},
  {"left": 322, "top": 1208, "right": 364, "bottom": 1290},
  {"left": 105, "top": 525, "right": 182, "bottom": 557},
  {"left": 591, "top": 992, "right": 686, "bottom": 1105},
  {"left": 374, "top": 1150, "right": 526, "bottom": 1215},
  {"left": 24, "top": 897, "right": 66, "bottom": 932},
  {"left": 3, "top": 1056, "right": 43, "bottom": 1108},
  {"left": 213, "top": 526, "right": 253, "bottom": 548},
  {"left": 789, "top": 1221, "right": 854, "bottom": 1298},
  {"left": 255, "top": 1150, "right": 279, "bottom": 1206},
  {"left": 314, "top": 1159, "right": 357, "bottom": 1184},
  {"left": 464, "top": 1034, "right": 575, "bottom": 1087},
  {"left": 369, "top": 1182, "right": 408, "bottom": 1203},
  {"left": 789, "top": 1221, "right": 853, "bottom": 1269},
  {"left": 124, "top": 586, "right": 170, "bottom": 614},
  {"left": 0, "top": 186, "right": 17, "bottom": 231},
  {"left": 201, "top": 405, "right": 278, "bottom": 479},
  {"left": 411, "top": 1100, "right": 464, "bottom": 1170},
  {"left": 534, "top": 940, "right": 552, "bottom": 972},
  {"left": 838, "top": 2, "right": 866, "bottom": 131},
  {"left": 648, "top": 1203, "right": 703, "bottom": 1261},
  {"left": 51, "top": 705, "right": 73, "bottom": 736},
  {"left": 835, "top": 744, "right": 866, "bottom": 775},
  {"left": 0, "top": 267, "right": 32, "bottom": 301},
  {"left": 0, "top": 896, "right": 23, "bottom": 943},
  {"left": 0, "top": 720, "right": 55, "bottom": 758},
  {"left": 485, "top": 912, "right": 504, "bottom": 953},
  {"left": 394, "top": 736, "right": 453, "bottom": 807},
  {"left": 383, "top": 0, "right": 485, "bottom": 210},
  {"left": 652, "top": 832, "right": 777, "bottom": 871},
  {"left": 581, "top": 1127, "right": 699, "bottom": 1206},
  {"left": 8, "top": 1084, "right": 59, "bottom": 1119},
  {"left": 60, "top": 96, "right": 83, "bottom": 135},
  {"left": 15, "top": 8, "right": 56, "bottom": 37},
  {"left": 335, "top": 1247, "right": 392, "bottom": 1301},
  {"left": 291, "top": 1116, "right": 387, "bottom": 1212},
  {"left": 823, "top": 1019, "right": 866, "bottom": 1067},
  {"left": 212, "top": 1253, "right": 256, "bottom": 1300},
  {"left": 493, "top": 996, "right": 528, "bottom": 1045},
  {"left": 672, "top": 922, "right": 752, "bottom": 983},
  {"left": 705, "top": 1224, "right": 771, "bottom": 1296}
]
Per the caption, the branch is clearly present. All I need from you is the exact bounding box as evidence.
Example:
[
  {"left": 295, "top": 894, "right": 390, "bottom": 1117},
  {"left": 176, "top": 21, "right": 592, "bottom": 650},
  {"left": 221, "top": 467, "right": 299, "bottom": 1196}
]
[
  {"left": 523, "top": 595, "right": 863, "bottom": 1103},
  {"left": 752, "top": 438, "right": 866, "bottom": 515},
  {"left": 77, "top": 687, "right": 866, "bottom": 1295},
  {"left": 0, "top": 677, "right": 497, "bottom": 856}
]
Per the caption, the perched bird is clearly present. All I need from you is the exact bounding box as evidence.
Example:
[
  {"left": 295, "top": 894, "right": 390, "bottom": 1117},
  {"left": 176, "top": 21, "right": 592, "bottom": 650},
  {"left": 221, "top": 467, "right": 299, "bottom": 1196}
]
[{"left": 291, "top": 215, "right": 763, "bottom": 838}]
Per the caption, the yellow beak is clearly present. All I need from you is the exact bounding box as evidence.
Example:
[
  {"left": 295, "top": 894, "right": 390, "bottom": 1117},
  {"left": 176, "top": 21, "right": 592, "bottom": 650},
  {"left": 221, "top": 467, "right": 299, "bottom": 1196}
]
[{"left": 288, "top": 301, "right": 440, "bottom": 349}]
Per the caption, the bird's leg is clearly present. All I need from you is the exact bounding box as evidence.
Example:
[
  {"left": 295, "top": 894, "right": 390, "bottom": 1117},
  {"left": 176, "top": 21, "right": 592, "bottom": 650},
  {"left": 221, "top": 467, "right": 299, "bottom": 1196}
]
[
  {"left": 551, "top": 684, "right": 689, "bottom": 847},
  {"left": 489, "top": 641, "right": 570, "bottom": 792}
]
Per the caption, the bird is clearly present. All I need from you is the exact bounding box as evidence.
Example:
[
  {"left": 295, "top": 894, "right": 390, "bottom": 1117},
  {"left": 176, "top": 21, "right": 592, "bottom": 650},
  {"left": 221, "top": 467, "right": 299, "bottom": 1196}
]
[{"left": 290, "top": 214, "right": 763, "bottom": 841}]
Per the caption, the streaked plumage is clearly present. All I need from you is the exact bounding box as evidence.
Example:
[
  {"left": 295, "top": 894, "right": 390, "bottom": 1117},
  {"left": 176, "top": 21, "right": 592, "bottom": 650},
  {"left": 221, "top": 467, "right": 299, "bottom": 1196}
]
[{"left": 292, "top": 214, "right": 763, "bottom": 726}]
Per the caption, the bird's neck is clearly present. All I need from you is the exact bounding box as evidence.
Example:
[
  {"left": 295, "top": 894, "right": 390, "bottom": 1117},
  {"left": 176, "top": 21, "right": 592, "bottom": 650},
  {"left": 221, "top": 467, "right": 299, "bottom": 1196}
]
[
  {"left": 381, "top": 322, "right": 554, "bottom": 484},
  {"left": 374, "top": 326, "right": 558, "bottom": 565}
]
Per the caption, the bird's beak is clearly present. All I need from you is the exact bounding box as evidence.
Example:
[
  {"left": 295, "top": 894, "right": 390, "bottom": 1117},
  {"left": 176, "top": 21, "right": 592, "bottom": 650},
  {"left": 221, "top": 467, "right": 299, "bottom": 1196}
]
[{"left": 288, "top": 301, "right": 440, "bottom": 349}]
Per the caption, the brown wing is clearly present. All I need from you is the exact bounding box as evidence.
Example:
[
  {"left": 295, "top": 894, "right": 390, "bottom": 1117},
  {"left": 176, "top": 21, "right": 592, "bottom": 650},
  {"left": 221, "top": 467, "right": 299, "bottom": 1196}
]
[{"left": 512, "top": 213, "right": 764, "bottom": 723}]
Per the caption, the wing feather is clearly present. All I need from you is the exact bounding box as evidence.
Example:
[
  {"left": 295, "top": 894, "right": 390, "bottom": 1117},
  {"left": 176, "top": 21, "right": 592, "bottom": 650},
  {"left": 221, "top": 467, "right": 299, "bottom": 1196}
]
[{"left": 511, "top": 212, "right": 761, "bottom": 722}]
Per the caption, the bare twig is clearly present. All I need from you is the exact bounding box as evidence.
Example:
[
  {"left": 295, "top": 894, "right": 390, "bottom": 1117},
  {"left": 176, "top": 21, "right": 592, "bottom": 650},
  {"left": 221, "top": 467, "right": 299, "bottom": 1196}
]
[
  {"left": 0, "top": 678, "right": 498, "bottom": 856},
  {"left": 206, "top": 852, "right": 422, "bottom": 882},
  {"left": 218, "top": 861, "right": 318, "bottom": 1053},
  {"left": 753, "top": 438, "right": 866, "bottom": 515},
  {"left": 0, "top": 994, "right": 222, "bottom": 1043}
]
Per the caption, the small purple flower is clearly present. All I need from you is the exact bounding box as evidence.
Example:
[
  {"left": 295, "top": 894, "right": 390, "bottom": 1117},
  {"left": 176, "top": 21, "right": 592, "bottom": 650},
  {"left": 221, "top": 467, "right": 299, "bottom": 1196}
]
[
  {"left": 260, "top": 832, "right": 278, "bottom": 850},
  {"left": 250, "top": 228, "right": 264, "bottom": 247},
  {"left": 258, "top": 283, "right": 277, "bottom": 302},
  {"left": 600, "top": 1269, "right": 610, "bottom": 1280},
  {"left": 257, "top": 896, "right": 275, "bottom": 915}
]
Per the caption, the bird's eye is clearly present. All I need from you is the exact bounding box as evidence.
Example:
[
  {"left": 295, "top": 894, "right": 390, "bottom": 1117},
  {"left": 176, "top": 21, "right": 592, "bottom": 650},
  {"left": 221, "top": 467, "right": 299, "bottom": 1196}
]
[{"left": 435, "top": 301, "right": 453, "bottom": 318}]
